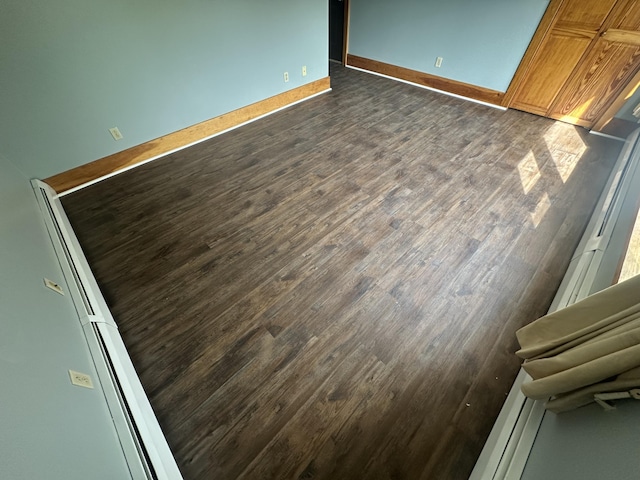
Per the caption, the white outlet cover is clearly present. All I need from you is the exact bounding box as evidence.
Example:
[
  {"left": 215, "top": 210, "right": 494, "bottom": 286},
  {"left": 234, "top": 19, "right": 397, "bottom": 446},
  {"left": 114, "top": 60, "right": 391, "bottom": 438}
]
[
  {"left": 284, "top": 71, "right": 289, "bottom": 82},
  {"left": 109, "top": 127, "right": 123, "bottom": 141},
  {"left": 69, "top": 370, "right": 94, "bottom": 389},
  {"left": 44, "top": 278, "right": 64, "bottom": 295},
  {"left": 302, "top": 66, "right": 307, "bottom": 76}
]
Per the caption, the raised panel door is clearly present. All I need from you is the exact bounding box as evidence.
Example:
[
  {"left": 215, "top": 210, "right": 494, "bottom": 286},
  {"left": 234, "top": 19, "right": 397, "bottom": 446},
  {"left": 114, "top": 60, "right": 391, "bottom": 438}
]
[
  {"left": 549, "top": 39, "right": 640, "bottom": 125},
  {"left": 510, "top": 0, "right": 640, "bottom": 129},
  {"left": 548, "top": 0, "right": 640, "bottom": 126},
  {"left": 511, "top": 31, "right": 593, "bottom": 115},
  {"left": 556, "top": 0, "right": 617, "bottom": 29}
]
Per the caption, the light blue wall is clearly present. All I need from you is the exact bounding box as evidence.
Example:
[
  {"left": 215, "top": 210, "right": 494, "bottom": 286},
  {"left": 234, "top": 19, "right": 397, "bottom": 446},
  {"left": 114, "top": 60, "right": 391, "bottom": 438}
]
[
  {"left": 0, "top": 154, "right": 132, "bottom": 479},
  {"left": 0, "top": 0, "right": 328, "bottom": 179},
  {"left": 348, "top": 0, "right": 549, "bottom": 92}
]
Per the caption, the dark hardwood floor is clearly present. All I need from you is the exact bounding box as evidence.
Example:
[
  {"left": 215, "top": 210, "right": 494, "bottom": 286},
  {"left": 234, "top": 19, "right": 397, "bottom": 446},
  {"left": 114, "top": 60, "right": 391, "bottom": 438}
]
[{"left": 62, "top": 64, "right": 621, "bottom": 479}]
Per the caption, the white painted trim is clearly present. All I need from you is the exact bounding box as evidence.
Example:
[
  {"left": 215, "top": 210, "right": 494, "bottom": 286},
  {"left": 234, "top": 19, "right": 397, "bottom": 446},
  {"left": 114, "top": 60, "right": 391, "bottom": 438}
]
[
  {"left": 81, "top": 322, "right": 152, "bottom": 479},
  {"left": 470, "top": 128, "right": 640, "bottom": 480},
  {"left": 32, "top": 180, "right": 183, "bottom": 480},
  {"left": 33, "top": 182, "right": 117, "bottom": 327},
  {"left": 500, "top": 399, "right": 546, "bottom": 479},
  {"left": 94, "top": 322, "right": 183, "bottom": 479},
  {"left": 58, "top": 87, "right": 332, "bottom": 197},
  {"left": 469, "top": 369, "right": 529, "bottom": 479},
  {"left": 345, "top": 65, "right": 507, "bottom": 111},
  {"left": 589, "top": 130, "right": 626, "bottom": 142}
]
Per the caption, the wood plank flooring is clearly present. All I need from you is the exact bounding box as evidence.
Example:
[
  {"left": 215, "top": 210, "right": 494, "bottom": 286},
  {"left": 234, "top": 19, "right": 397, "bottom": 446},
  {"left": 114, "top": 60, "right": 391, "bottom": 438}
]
[{"left": 61, "top": 64, "right": 621, "bottom": 479}]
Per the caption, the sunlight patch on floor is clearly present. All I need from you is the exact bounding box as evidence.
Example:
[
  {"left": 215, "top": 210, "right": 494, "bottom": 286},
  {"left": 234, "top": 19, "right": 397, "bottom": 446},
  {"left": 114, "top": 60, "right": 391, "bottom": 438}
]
[
  {"left": 517, "top": 151, "right": 541, "bottom": 194},
  {"left": 530, "top": 192, "right": 551, "bottom": 228},
  {"left": 551, "top": 150, "right": 581, "bottom": 183},
  {"left": 544, "top": 125, "right": 586, "bottom": 183}
]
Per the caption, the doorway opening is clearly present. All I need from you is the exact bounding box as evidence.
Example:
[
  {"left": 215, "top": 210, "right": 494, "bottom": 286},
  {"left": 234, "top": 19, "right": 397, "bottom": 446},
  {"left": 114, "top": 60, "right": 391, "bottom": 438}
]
[{"left": 329, "top": 0, "right": 348, "bottom": 64}]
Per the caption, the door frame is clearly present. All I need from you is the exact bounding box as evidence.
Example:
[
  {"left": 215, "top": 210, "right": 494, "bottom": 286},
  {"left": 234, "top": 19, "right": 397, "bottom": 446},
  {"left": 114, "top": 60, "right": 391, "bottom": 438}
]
[
  {"left": 342, "top": 0, "right": 350, "bottom": 65},
  {"left": 329, "top": 0, "right": 350, "bottom": 65}
]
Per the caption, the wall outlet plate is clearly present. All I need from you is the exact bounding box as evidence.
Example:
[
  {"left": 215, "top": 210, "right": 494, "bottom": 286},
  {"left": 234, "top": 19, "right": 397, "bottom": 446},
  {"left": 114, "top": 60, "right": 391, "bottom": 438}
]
[
  {"left": 302, "top": 65, "right": 307, "bottom": 77},
  {"left": 284, "top": 71, "right": 289, "bottom": 82},
  {"left": 109, "top": 127, "right": 123, "bottom": 141},
  {"left": 44, "top": 278, "right": 64, "bottom": 295},
  {"left": 69, "top": 370, "right": 94, "bottom": 389}
]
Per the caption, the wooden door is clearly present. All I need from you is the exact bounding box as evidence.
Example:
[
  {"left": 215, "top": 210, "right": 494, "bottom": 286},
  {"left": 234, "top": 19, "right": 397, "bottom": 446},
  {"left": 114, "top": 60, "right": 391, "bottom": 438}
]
[{"left": 508, "top": 0, "right": 640, "bottom": 128}]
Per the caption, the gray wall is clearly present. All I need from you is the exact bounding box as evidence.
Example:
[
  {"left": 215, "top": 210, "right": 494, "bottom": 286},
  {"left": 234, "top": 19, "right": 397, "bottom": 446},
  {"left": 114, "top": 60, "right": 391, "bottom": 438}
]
[
  {"left": 348, "top": 0, "right": 549, "bottom": 92},
  {"left": 0, "top": 0, "right": 328, "bottom": 179},
  {"left": 0, "top": 154, "right": 132, "bottom": 479},
  {"left": 521, "top": 401, "right": 640, "bottom": 480},
  {"left": 615, "top": 88, "right": 640, "bottom": 122}
]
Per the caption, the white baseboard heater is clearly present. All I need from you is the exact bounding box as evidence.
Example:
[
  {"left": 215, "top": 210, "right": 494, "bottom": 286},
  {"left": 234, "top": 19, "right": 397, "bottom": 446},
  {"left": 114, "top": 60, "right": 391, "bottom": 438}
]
[
  {"left": 470, "top": 128, "right": 640, "bottom": 480},
  {"left": 32, "top": 179, "right": 183, "bottom": 480}
]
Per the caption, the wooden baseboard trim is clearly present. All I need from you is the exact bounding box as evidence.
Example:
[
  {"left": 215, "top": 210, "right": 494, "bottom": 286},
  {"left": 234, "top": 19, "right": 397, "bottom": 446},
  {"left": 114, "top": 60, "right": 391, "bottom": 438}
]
[
  {"left": 346, "top": 55, "right": 504, "bottom": 106},
  {"left": 46, "top": 77, "right": 331, "bottom": 193}
]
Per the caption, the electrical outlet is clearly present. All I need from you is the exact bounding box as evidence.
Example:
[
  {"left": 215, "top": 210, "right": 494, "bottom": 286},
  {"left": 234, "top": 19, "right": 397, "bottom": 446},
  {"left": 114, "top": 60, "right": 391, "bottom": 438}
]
[
  {"left": 284, "top": 71, "right": 289, "bottom": 83},
  {"left": 69, "top": 370, "right": 94, "bottom": 389},
  {"left": 44, "top": 278, "right": 64, "bottom": 295},
  {"left": 435, "top": 57, "right": 443, "bottom": 68},
  {"left": 302, "top": 65, "right": 307, "bottom": 77},
  {"left": 109, "top": 127, "right": 123, "bottom": 141}
]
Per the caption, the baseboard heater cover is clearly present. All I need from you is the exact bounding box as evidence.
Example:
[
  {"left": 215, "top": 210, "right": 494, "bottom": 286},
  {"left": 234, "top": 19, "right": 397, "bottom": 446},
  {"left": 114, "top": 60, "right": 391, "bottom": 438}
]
[
  {"left": 32, "top": 179, "right": 183, "bottom": 480},
  {"left": 469, "top": 128, "right": 640, "bottom": 480}
]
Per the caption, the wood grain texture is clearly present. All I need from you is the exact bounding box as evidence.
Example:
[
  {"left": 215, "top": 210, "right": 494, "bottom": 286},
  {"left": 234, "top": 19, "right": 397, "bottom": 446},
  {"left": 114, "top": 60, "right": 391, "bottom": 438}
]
[
  {"left": 502, "top": 0, "right": 566, "bottom": 108},
  {"left": 510, "top": 0, "right": 605, "bottom": 117},
  {"left": 509, "top": 0, "right": 640, "bottom": 129},
  {"left": 45, "top": 77, "right": 331, "bottom": 193},
  {"left": 603, "top": 28, "right": 640, "bottom": 46},
  {"left": 61, "top": 64, "right": 621, "bottom": 480},
  {"left": 553, "top": 0, "right": 640, "bottom": 127},
  {"left": 550, "top": 39, "right": 640, "bottom": 125},
  {"left": 593, "top": 67, "right": 640, "bottom": 132},
  {"left": 592, "top": 1, "right": 640, "bottom": 132},
  {"left": 346, "top": 54, "right": 504, "bottom": 105},
  {"left": 556, "top": 0, "right": 616, "bottom": 30},
  {"left": 609, "top": 0, "right": 640, "bottom": 31},
  {"left": 511, "top": 32, "right": 593, "bottom": 114}
]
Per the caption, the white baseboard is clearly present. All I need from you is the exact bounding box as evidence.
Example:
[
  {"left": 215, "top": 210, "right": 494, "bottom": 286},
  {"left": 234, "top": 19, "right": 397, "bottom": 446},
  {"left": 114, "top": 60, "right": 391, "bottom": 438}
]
[{"left": 32, "top": 179, "right": 183, "bottom": 480}]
